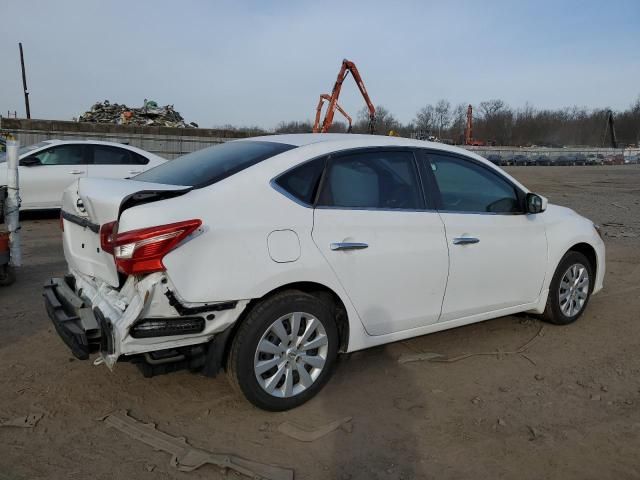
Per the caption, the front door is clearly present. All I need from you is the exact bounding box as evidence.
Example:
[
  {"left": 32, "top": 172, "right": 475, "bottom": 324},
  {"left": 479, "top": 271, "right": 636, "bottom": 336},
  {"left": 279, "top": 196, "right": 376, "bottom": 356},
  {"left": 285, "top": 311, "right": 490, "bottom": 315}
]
[
  {"left": 20, "top": 144, "right": 88, "bottom": 208},
  {"left": 417, "top": 151, "right": 547, "bottom": 322},
  {"left": 312, "top": 149, "right": 449, "bottom": 336}
]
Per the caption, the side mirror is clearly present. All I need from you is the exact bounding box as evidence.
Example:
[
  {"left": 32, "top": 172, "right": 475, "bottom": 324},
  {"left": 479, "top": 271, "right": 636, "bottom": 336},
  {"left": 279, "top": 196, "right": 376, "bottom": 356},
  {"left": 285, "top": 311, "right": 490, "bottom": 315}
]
[
  {"left": 526, "top": 193, "right": 547, "bottom": 214},
  {"left": 20, "top": 156, "right": 42, "bottom": 167}
]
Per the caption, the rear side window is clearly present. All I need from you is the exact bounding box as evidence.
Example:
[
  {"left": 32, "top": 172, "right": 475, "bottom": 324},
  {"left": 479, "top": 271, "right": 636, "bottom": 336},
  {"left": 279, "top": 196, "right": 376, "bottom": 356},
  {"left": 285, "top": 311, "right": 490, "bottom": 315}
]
[
  {"left": 317, "top": 151, "right": 425, "bottom": 210},
  {"left": 274, "top": 158, "right": 325, "bottom": 205},
  {"left": 93, "top": 145, "right": 131, "bottom": 165},
  {"left": 134, "top": 141, "right": 296, "bottom": 187}
]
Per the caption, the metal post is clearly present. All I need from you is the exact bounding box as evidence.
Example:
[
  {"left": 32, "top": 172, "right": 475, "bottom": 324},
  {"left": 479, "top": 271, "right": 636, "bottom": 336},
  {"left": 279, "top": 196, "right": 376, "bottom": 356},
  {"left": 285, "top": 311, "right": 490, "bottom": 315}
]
[
  {"left": 5, "top": 139, "right": 21, "bottom": 266},
  {"left": 19, "top": 43, "right": 30, "bottom": 119}
]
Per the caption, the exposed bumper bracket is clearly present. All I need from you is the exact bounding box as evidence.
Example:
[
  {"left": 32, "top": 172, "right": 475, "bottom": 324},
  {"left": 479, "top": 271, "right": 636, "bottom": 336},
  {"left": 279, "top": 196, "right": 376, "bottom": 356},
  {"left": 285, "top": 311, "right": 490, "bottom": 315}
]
[{"left": 43, "top": 278, "right": 101, "bottom": 360}]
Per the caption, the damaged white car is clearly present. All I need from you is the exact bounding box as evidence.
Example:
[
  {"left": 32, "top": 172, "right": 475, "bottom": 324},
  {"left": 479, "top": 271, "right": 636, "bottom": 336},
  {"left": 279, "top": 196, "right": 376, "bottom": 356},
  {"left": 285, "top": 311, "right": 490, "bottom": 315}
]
[{"left": 45, "top": 134, "right": 605, "bottom": 411}]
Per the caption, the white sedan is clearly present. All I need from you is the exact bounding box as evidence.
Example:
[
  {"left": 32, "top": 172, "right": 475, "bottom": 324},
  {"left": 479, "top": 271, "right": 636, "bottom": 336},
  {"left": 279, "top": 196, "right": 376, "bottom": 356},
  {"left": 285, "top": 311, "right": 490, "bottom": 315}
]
[
  {"left": 0, "top": 139, "right": 165, "bottom": 210},
  {"left": 46, "top": 134, "right": 605, "bottom": 411}
]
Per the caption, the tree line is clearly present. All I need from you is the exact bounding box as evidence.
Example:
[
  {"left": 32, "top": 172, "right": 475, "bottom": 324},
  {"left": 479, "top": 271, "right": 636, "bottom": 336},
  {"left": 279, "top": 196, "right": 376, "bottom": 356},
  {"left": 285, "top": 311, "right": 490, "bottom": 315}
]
[{"left": 269, "top": 97, "right": 640, "bottom": 147}]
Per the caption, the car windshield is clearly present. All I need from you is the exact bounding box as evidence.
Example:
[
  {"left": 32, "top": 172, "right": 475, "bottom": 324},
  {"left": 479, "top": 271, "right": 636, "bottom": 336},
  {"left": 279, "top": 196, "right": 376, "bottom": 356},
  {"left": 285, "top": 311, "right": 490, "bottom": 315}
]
[
  {"left": 133, "top": 140, "right": 296, "bottom": 187},
  {"left": 0, "top": 141, "right": 51, "bottom": 163}
]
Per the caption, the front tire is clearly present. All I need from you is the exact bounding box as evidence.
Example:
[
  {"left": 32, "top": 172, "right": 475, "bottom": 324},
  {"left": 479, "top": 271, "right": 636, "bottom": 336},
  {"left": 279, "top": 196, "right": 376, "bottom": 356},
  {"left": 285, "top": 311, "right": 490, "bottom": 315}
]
[
  {"left": 227, "top": 290, "right": 338, "bottom": 411},
  {"left": 541, "top": 251, "right": 593, "bottom": 325}
]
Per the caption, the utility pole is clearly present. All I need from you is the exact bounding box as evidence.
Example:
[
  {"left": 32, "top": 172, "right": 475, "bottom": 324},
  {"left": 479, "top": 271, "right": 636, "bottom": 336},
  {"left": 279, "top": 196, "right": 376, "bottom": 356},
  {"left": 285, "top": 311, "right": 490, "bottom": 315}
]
[{"left": 19, "top": 43, "right": 30, "bottom": 119}]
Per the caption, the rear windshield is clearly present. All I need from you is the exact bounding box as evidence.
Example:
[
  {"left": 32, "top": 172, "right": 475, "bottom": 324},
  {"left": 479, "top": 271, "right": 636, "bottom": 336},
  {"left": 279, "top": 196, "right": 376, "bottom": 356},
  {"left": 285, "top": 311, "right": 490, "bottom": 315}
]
[{"left": 133, "top": 140, "right": 296, "bottom": 187}]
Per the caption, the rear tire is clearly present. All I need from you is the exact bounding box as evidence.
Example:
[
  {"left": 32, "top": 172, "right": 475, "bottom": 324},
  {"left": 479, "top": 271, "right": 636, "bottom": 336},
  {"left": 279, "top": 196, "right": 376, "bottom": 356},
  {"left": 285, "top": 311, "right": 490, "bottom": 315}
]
[
  {"left": 227, "top": 290, "right": 338, "bottom": 411},
  {"left": 541, "top": 251, "right": 593, "bottom": 325}
]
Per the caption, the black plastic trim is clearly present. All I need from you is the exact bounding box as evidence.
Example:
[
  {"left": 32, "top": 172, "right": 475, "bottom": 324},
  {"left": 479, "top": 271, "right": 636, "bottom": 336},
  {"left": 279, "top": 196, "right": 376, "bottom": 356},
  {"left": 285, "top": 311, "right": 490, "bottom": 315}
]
[
  {"left": 61, "top": 210, "right": 100, "bottom": 233},
  {"left": 165, "top": 289, "right": 237, "bottom": 315},
  {"left": 43, "top": 278, "right": 93, "bottom": 359}
]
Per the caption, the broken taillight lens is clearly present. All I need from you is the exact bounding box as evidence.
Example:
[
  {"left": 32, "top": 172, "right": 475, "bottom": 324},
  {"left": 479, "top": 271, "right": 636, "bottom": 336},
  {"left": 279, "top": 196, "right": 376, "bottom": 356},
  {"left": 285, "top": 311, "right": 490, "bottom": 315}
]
[
  {"left": 100, "top": 221, "right": 118, "bottom": 254},
  {"left": 111, "top": 219, "right": 202, "bottom": 275}
]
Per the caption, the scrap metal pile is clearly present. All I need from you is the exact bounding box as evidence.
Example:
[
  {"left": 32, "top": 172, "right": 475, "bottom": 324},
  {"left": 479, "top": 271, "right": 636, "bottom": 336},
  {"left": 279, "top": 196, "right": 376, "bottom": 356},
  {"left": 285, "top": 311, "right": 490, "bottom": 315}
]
[{"left": 78, "top": 100, "right": 198, "bottom": 128}]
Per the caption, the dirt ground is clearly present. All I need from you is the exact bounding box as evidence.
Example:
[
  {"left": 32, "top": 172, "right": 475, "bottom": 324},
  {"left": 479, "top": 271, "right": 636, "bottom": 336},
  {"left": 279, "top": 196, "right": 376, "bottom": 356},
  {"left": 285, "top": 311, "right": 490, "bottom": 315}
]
[{"left": 1, "top": 165, "right": 639, "bottom": 480}]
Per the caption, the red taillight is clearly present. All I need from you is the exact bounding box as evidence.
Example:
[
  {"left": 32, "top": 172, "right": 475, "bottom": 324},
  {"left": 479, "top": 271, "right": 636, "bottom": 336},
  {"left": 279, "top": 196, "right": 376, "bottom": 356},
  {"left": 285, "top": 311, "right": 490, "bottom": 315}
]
[
  {"left": 100, "top": 221, "right": 118, "bottom": 254},
  {"left": 111, "top": 219, "right": 202, "bottom": 275},
  {"left": 59, "top": 212, "right": 64, "bottom": 232}
]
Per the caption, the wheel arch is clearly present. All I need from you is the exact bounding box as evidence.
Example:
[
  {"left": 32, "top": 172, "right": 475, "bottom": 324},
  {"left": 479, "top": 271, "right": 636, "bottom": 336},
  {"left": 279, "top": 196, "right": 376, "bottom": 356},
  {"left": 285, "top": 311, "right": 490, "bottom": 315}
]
[
  {"left": 567, "top": 242, "right": 598, "bottom": 282},
  {"left": 213, "top": 281, "right": 351, "bottom": 375}
]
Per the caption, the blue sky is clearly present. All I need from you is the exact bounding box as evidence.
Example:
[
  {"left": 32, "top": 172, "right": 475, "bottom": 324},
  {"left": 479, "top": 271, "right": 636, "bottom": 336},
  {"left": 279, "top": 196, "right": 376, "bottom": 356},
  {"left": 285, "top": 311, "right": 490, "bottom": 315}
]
[{"left": 1, "top": 0, "right": 639, "bottom": 128}]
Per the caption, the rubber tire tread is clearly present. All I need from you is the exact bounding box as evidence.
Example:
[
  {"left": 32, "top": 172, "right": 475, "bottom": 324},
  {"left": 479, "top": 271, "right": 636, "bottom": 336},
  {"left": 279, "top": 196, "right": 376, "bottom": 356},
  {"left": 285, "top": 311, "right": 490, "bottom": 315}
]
[
  {"left": 541, "top": 251, "right": 593, "bottom": 325},
  {"left": 226, "top": 290, "right": 338, "bottom": 411}
]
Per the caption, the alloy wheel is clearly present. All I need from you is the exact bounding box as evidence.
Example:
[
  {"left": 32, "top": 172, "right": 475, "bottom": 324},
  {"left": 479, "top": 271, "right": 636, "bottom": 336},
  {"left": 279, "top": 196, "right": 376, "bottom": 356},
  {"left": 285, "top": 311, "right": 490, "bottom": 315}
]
[
  {"left": 254, "top": 312, "right": 329, "bottom": 398},
  {"left": 558, "top": 263, "right": 590, "bottom": 317}
]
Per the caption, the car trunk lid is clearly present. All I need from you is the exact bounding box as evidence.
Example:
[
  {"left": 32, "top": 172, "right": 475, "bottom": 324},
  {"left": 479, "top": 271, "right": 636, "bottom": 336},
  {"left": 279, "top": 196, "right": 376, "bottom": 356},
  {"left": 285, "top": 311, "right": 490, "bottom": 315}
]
[{"left": 61, "top": 177, "right": 190, "bottom": 287}]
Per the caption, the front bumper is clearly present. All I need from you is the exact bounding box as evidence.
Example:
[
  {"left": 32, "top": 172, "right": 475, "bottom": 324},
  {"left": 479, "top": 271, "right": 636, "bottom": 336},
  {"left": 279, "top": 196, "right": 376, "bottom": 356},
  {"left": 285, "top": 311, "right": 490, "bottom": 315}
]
[{"left": 43, "top": 277, "right": 102, "bottom": 360}]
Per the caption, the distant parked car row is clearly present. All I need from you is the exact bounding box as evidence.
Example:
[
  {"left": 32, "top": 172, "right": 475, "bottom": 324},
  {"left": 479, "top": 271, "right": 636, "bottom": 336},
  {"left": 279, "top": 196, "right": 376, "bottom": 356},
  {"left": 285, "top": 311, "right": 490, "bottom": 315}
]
[{"left": 483, "top": 152, "right": 626, "bottom": 167}]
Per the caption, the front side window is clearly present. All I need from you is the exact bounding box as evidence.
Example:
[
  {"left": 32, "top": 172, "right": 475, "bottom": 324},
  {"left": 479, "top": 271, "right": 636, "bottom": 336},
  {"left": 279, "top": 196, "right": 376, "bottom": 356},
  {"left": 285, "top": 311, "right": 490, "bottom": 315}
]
[
  {"left": 134, "top": 141, "right": 296, "bottom": 187},
  {"left": 317, "top": 151, "right": 425, "bottom": 210},
  {"left": 423, "top": 153, "right": 521, "bottom": 213},
  {"left": 29, "top": 145, "right": 86, "bottom": 165}
]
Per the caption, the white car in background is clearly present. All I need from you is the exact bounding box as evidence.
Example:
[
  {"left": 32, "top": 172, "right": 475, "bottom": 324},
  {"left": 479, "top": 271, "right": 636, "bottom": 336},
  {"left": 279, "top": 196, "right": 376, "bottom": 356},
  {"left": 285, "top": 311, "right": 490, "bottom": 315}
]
[
  {"left": 45, "top": 134, "right": 605, "bottom": 411},
  {"left": 0, "top": 140, "right": 165, "bottom": 210}
]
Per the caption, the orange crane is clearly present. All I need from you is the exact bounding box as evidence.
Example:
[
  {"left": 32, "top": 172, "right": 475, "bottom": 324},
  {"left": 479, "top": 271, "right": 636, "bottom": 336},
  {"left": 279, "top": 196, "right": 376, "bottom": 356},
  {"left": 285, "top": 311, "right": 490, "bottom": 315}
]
[
  {"left": 313, "top": 59, "right": 376, "bottom": 134},
  {"left": 465, "top": 104, "right": 485, "bottom": 146},
  {"left": 314, "top": 94, "right": 353, "bottom": 133}
]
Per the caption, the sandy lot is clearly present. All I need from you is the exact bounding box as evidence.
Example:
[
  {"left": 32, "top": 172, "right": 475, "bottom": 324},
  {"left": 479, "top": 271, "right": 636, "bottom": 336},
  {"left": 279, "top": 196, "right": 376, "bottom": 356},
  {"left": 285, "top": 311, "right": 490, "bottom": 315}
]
[{"left": 1, "top": 166, "right": 639, "bottom": 480}]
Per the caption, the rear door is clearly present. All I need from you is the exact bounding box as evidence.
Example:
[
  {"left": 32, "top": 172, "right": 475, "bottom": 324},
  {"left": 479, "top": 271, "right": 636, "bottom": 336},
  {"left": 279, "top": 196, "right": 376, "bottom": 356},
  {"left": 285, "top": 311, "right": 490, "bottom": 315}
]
[
  {"left": 311, "top": 149, "right": 449, "bottom": 336},
  {"left": 20, "top": 144, "right": 89, "bottom": 208},
  {"left": 417, "top": 150, "right": 547, "bottom": 321},
  {"left": 87, "top": 145, "right": 150, "bottom": 180}
]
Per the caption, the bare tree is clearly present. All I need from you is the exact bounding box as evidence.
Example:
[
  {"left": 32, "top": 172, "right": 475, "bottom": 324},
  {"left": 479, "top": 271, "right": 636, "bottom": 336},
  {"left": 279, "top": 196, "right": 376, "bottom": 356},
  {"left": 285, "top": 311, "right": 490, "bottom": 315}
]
[
  {"left": 449, "top": 103, "right": 468, "bottom": 143},
  {"left": 414, "top": 105, "right": 435, "bottom": 134},
  {"left": 479, "top": 99, "right": 506, "bottom": 118},
  {"left": 434, "top": 99, "right": 451, "bottom": 138},
  {"left": 355, "top": 105, "right": 400, "bottom": 135}
]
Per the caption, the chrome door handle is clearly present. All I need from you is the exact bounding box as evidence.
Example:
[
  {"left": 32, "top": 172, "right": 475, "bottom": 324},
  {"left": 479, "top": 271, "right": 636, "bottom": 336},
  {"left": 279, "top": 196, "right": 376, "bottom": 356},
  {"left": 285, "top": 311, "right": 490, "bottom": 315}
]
[
  {"left": 330, "top": 242, "right": 369, "bottom": 251},
  {"left": 69, "top": 170, "right": 84, "bottom": 174},
  {"left": 453, "top": 237, "right": 480, "bottom": 245},
  {"left": 128, "top": 170, "right": 142, "bottom": 174}
]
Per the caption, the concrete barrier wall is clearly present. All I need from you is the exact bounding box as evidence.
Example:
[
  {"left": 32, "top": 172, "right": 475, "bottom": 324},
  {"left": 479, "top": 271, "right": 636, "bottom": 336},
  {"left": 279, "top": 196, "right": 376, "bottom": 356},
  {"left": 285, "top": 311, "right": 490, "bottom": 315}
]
[
  {"left": 2, "top": 118, "right": 639, "bottom": 163},
  {"left": 0, "top": 118, "right": 252, "bottom": 159}
]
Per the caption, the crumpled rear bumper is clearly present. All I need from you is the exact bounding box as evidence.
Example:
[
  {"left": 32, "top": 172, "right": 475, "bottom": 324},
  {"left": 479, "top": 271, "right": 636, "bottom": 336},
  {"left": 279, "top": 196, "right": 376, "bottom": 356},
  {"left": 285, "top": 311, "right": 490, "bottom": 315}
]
[
  {"left": 44, "top": 272, "right": 250, "bottom": 370},
  {"left": 43, "top": 277, "right": 102, "bottom": 360}
]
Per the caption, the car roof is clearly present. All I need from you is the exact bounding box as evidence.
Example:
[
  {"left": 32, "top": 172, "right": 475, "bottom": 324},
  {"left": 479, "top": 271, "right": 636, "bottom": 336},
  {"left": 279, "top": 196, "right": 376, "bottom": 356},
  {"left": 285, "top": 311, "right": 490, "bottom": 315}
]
[
  {"left": 243, "top": 133, "right": 477, "bottom": 156},
  {"left": 17, "top": 139, "right": 164, "bottom": 160},
  {"left": 242, "top": 133, "right": 530, "bottom": 194}
]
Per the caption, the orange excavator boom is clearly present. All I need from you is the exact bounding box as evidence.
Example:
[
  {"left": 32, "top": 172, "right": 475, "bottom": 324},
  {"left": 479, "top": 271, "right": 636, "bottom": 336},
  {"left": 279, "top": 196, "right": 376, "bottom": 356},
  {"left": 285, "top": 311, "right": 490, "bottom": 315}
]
[
  {"left": 315, "top": 59, "right": 376, "bottom": 134},
  {"left": 465, "top": 104, "right": 473, "bottom": 145},
  {"left": 313, "top": 94, "right": 353, "bottom": 133}
]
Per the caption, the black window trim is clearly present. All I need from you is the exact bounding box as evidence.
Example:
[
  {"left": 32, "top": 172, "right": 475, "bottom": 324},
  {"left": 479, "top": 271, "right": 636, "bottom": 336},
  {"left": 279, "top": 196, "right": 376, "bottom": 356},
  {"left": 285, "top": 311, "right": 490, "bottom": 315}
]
[
  {"left": 271, "top": 146, "right": 436, "bottom": 212},
  {"left": 415, "top": 148, "right": 528, "bottom": 216}
]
